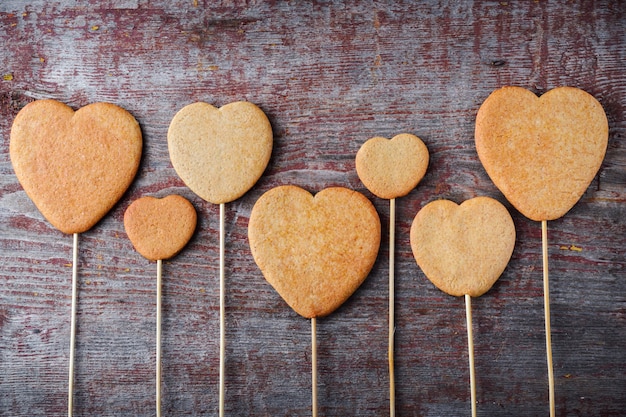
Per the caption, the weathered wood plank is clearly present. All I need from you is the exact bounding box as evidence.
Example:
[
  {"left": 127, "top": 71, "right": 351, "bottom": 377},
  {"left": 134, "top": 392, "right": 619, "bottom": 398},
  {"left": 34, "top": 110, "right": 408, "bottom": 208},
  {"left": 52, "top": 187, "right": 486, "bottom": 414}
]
[{"left": 1, "top": 1, "right": 624, "bottom": 416}]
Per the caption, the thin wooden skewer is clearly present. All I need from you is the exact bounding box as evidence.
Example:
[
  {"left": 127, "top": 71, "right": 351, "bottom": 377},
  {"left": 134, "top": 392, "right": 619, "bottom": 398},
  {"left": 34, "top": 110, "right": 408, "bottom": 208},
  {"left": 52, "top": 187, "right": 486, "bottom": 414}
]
[
  {"left": 68, "top": 232, "right": 78, "bottom": 417},
  {"left": 388, "top": 198, "right": 396, "bottom": 417},
  {"left": 219, "top": 203, "right": 226, "bottom": 417},
  {"left": 311, "top": 317, "right": 318, "bottom": 417},
  {"left": 465, "top": 294, "right": 477, "bottom": 417},
  {"left": 156, "top": 259, "right": 163, "bottom": 417},
  {"left": 542, "top": 220, "right": 555, "bottom": 417}
]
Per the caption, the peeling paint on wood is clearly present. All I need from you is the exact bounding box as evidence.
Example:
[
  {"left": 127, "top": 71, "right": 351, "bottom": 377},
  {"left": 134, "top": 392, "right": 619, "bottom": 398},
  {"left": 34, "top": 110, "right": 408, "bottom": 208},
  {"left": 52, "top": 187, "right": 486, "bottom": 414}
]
[{"left": 0, "top": 1, "right": 625, "bottom": 416}]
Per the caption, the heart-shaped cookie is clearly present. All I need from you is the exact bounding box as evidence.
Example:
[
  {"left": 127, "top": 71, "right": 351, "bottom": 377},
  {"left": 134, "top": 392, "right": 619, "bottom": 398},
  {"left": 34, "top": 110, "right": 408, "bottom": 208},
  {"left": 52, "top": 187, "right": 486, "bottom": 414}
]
[
  {"left": 167, "top": 101, "right": 273, "bottom": 204},
  {"left": 410, "top": 197, "right": 515, "bottom": 297},
  {"left": 124, "top": 195, "right": 197, "bottom": 261},
  {"left": 475, "top": 86, "right": 608, "bottom": 221},
  {"left": 248, "top": 185, "right": 381, "bottom": 318},
  {"left": 10, "top": 99, "right": 142, "bottom": 234},
  {"left": 356, "top": 133, "right": 429, "bottom": 199}
]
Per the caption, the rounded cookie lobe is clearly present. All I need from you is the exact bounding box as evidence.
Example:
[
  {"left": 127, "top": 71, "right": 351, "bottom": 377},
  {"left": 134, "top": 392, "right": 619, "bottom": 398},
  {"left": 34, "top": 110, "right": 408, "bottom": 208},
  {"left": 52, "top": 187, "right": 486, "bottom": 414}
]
[
  {"left": 10, "top": 99, "right": 142, "bottom": 234},
  {"left": 356, "top": 133, "right": 429, "bottom": 199},
  {"left": 248, "top": 185, "right": 381, "bottom": 318},
  {"left": 124, "top": 195, "right": 197, "bottom": 261},
  {"left": 410, "top": 196, "right": 515, "bottom": 297},
  {"left": 167, "top": 101, "right": 273, "bottom": 204},
  {"left": 475, "top": 86, "right": 608, "bottom": 221}
]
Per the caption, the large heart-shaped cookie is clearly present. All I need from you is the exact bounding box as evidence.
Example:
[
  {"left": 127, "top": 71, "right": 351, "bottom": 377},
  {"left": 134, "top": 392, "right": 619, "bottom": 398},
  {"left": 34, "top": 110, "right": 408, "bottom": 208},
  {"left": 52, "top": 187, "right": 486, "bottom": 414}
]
[
  {"left": 248, "top": 186, "right": 381, "bottom": 318},
  {"left": 167, "top": 101, "right": 273, "bottom": 204},
  {"left": 410, "top": 197, "right": 515, "bottom": 297},
  {"left": 356, "top": 133, "right": 429, "bottom": 199},
  {"left": 475, "top": 86, "right": 608, "bottom": 221},
  {"left": 10, "top": 99, "right": 142, "bottom": 234},
  {"left": 124, "top": 195, "right": 197, "bottom": 261}
]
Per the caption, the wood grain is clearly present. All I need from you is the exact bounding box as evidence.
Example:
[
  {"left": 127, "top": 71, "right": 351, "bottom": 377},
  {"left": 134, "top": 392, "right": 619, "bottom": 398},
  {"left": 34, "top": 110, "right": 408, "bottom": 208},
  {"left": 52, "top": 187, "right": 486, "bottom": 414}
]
[{"left": 1, "top": 1, "right": 625, "bottom": 416}]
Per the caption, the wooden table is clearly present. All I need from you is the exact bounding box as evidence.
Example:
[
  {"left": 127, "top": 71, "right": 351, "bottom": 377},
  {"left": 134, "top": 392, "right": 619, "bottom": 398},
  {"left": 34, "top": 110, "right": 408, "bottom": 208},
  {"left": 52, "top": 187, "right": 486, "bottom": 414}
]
[{"left": 1, "top": 1, "right": 624, "bottom": 416}]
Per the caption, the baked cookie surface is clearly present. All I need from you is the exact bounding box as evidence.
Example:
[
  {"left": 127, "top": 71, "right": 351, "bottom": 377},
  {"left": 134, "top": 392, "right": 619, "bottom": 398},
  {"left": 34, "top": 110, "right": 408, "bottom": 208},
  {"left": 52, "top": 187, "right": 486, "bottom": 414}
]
[
  {"left": 124, "top": 195, "right": 197, "bottom": 261},
  {"left": 410, "top": 197, "right": 515, "bottom": 297},
  {"left": 475, "top": 86, "right": 608, "bottom": 221},
  {"left": 248, "top": 185, "right": 381, "bottom": 318},
  {"left": 10, "top": 99, "right": 142, "bottom": 234},
  {"left": 168, "top": 101, "right": 273, "bottom": 205},
  {"left": 356, "top": 133, "right": 429, "bottom": 199}
]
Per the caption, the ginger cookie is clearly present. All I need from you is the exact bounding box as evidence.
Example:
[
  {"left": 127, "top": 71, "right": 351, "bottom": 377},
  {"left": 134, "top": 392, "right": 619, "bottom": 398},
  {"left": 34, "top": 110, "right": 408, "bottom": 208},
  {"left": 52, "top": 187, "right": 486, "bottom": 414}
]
[
  {"left": 356, "top": 133, "right": 429, "bottom": 199},
  {"left": 248, "top": 185, "right": 381, "bottom": 318},
  {"left": 475, "top": 86, "right": 608, "bottom": 221},
  {"left": 124, "top": 195, "right": 197, "bottom": 261},
  {"left": 167, "top": 101, "right": 273, "bottom": 204},
  {"left": 410, "top": 197, "right": 515, "bottom": 297},
  {"left": 10, "top": 99, "right": 142, "bottom": 234}
]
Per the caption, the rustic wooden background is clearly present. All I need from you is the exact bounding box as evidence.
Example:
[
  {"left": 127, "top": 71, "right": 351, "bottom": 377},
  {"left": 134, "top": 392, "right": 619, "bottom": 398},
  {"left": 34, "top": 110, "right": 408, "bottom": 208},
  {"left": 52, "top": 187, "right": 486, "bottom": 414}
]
[{"left": 0, "top": 1, "right": 624, "bottom": 416}]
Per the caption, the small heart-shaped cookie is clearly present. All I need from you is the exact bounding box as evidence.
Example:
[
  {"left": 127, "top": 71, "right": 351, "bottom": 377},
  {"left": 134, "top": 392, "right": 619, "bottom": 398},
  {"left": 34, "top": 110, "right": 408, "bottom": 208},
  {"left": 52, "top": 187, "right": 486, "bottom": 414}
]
[
  {"left": 475, "top": 86, "right": 608, "bottom": 221},
  {"left": 10, "top": 99, "right": 142, "bottom": 234},
  {"left": 248, "top": 185, "right": 381, "bottom": 318},
  {"left": 124, "top": 195, "right": 197, "bottom": 261},
  {"left": 356, "top": 133, "right": 429, "bottom": 199},
  {"left": 168, "top": 101, "right": 273, "bottom": 204},
  {"left": 410, "top": 197, "right": 515, "bottom": 297}
]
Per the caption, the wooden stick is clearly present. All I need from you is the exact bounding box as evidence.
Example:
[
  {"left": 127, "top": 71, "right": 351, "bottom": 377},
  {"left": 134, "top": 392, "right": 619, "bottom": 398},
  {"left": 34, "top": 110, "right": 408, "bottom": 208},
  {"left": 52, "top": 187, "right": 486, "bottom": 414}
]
[
  {"left": 219, "top": 203, "right": 226, "bottom": 417},
  {"left": 156, "top": 259, "right": 163, "bottom": 417},
  {"left": 68, "top": 233, "right": 78, "bottom": 417},
  {"left": 465, "top": 294, "right": 477, "bottom": 417},
  {"left": 311, "top": 317, "right": 318, "bottom": 417},
  {"left": 388, "top": 198, "right": 396, "bottom": 417},
  {"left": 542, "top": 220, "right": 555, "bottom": 417}
]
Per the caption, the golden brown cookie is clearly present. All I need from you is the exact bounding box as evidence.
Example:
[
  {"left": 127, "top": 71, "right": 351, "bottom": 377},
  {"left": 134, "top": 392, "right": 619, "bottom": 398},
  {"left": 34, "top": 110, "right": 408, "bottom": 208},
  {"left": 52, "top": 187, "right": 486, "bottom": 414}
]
[
  {"left": 356, "top": 133, "right": 429, "bottom": 199},
  {"left": 124, "top": 195, "right": 197, "bottom": 261},
  {"left": 10, "top": 99, "right": 142, "bottom": 234},
  {"left": 475, "top": 86, "right": 608, "bottom": 221},
  {"left": 167, "top": 101, "right": 273, "bottom": 204},
  {"left": 248, "top": 185, "right": 381, "bottom": 318},
  {"left": 410, "top": 197, "right": 515, "bottom": 297}
]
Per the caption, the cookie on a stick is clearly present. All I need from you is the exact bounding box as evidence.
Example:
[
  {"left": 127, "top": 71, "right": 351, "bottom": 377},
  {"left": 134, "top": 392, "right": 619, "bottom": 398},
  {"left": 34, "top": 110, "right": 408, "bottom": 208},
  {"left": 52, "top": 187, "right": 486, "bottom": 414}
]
[
  {"left": 355, "top": 133, "right": 428, "bottom": 416},
  {"left": 411, "top": 197, "right": 516, "bottom": 417},
  {"left": 168, "top": 101, "right": 272, "bottom": 416},
  {"left": 10, "top": 99, "right": 142, "bottom": 416},
  {"left": 248, "top": 185, "right": 381, "bottom": 417},
  {"left": 124, "top": 195, "right": 197, "bottom": 417},
  {"left": 475, "top": 86, "right": 608, "bottom": 417}
]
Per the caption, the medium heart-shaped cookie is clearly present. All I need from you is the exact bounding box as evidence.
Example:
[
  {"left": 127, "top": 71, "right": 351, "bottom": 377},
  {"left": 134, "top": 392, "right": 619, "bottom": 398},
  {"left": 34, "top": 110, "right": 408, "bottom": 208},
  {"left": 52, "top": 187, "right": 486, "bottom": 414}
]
[
  {"left": 10, "top": 99, "right": 142, "bottom": 234},
  {"left": 410, "top": 197, "right": 515, "bottom": 297},
  {"left": 124, "top": 195, "right": 197, "bottom": 261},
  {"left": 356, "top": 133, "right": 429, "bottom": 199},
  {"left": 475, "top": 86, "right": 608, "bottom": 221},
  {"left": 167, "top": 101, "right": 273, "bottom": 204},
  {"left": 248, "top": 185, "right": 381, "bottom": 318}
]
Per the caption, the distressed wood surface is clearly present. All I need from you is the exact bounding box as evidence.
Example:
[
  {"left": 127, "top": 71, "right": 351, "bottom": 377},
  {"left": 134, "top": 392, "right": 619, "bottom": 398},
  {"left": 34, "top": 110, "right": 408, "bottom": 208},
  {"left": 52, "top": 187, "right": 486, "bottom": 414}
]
[{"left": 1, "top": 1, "right": 625, "bottom": 416}]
